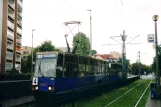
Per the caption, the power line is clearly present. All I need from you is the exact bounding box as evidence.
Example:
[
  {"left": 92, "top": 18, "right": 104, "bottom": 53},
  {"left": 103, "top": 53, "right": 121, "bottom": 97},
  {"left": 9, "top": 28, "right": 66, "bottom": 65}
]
[
  {"left": 113, "top": 0, "right": 124, "bottom": 18},
  {"left": 63, "top": 0, "right": 77, "bottom": 12}
]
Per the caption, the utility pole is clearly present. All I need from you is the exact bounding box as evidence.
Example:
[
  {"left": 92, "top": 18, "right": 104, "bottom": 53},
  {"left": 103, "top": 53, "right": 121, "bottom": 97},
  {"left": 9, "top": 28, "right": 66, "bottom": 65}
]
[
  {"left": 102, "top": 30, "right": 140, "bottom": 79},
  {"left": 31, "top": 29, "right": 35, "bottom": 76},
  {"left": 121, "top": 30, "right": 126, "bottom": 79},
  {"left": 87, "top": 9, "right": 92, "bottom": 56},
  {"left": 138, "top": 51, "right": 141, "bottom": 77}
]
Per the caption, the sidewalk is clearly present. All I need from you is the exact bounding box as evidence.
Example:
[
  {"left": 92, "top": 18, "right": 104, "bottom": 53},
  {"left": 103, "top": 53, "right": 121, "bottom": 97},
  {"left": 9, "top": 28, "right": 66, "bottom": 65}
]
[
  {"left": 145, "top": 93, "right": 161, "bottom": 107},
  {"left": 0, "top": 96, "right": 35, "bottom": 107}
]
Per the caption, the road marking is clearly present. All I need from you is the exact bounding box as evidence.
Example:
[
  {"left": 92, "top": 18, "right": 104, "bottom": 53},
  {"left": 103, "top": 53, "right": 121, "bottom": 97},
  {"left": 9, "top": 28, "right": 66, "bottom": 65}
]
[{"left": 104, "top": 82, "right": 142, "bottom": 107}]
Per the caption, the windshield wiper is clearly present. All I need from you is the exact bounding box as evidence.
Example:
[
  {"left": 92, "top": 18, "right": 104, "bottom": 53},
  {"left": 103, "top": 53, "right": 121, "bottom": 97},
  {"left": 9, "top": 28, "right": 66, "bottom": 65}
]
[{"left": 38, "top": 62, "right": 44, "bottom": 78}]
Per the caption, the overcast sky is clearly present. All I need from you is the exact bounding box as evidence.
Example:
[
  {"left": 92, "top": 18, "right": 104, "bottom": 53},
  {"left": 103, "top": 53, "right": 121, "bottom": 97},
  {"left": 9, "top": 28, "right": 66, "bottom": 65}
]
[{"left": 22, "top": 0, "right": 161, "bottom": 65}]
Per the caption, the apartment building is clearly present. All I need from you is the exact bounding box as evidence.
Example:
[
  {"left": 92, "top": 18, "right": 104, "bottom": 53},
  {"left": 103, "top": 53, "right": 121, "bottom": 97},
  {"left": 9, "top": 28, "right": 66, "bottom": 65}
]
[
  {"left": 0, "top": 0, "right": 23, "bottom": 72},
  {"left": 21, "top": 46, "right": 32, "bottom": 60}
]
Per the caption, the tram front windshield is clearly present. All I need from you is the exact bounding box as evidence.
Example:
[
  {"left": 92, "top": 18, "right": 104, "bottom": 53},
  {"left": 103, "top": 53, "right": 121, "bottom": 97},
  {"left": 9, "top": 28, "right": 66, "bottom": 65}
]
[{"left": 34, "top": 54, "right": 57, "bottom": 77}]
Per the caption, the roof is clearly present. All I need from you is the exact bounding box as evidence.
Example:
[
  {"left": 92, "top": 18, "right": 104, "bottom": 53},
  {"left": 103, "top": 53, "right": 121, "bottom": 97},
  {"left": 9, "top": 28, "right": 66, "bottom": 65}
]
[{"left": 96, "top": 54, "right": 114, "bottom": 59}]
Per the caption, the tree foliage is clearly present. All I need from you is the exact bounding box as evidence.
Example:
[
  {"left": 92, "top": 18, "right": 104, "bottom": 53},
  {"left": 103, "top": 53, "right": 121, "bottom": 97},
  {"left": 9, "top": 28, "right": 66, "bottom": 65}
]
[
  {"left": 152, "top": 46, "right": 161, "bottom": 75},
  {"left": 21, "top": 40, "right": 56, "bottom": 73},
  {"left": 72, "top": 32, "right": 97, "bottom": 56},
  {"left": 72, "top": 32, "right": 90, "bottom": 56},
  {"left": 91, "top": 50, "right": 97, "bottom": 56},
  {"left": 131, "top": 62, "right": 152, "bottom": 75}
]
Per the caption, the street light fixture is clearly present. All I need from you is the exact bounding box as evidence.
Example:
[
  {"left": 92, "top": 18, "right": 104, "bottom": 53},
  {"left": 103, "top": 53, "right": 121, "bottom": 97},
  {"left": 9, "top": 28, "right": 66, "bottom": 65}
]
[
  {"left": 87, "top": 9, "right": 92, "bottom": 56},
  {"left": 31, "top": 29, "right": 35, "bottom": 76},
  {"left": 152, "top": 15, "right": 160, "bottom": 87},
  {"left": 153, "top": 15, "right": 159, "bottom": 21}
]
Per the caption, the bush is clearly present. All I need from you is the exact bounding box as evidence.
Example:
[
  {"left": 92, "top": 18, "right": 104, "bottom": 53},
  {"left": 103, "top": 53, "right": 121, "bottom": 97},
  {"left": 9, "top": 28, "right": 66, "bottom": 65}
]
[{"left": 0, "top": 71, "right": 31, "bottom": 81}]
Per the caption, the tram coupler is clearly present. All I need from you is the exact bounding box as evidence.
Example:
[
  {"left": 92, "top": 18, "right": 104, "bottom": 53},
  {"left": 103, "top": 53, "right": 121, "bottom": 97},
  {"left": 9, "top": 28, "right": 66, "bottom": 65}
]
[{"left": 151, "top": 82, "right": 161, "bottom": 99}]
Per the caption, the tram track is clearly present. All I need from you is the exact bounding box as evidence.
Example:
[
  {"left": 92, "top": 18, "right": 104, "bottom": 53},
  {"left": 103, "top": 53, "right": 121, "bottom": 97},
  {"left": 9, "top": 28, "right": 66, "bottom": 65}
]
[
  {"left": 104, "top": 79, "right": 151, "bottom": 107},
  {"left": 104, "top": 81, "right": 142, "bottom": 107}
]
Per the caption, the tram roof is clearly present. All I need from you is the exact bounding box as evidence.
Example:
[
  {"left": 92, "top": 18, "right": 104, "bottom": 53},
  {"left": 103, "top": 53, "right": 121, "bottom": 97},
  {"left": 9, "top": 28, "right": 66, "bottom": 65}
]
[{"left": 36, "top": 51, "right": 121, "bottom": 64}]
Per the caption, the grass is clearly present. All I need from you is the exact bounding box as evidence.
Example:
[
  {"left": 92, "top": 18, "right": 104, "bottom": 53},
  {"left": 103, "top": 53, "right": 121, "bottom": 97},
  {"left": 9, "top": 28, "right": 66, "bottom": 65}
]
[
  {"left": 61, "top": 79, "right": 150, "bottom": 107},
  {"left": 136, "top": 84, "right": 150, "bottom": 107},
  {"left": 109, "top": 79, "right": 151, "bottom": 107}
]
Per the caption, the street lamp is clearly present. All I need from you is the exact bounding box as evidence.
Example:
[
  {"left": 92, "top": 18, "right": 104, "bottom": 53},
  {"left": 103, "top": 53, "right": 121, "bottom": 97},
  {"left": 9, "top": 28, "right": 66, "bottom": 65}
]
[
  {"left": 31, "top": 29, "right": 35, "bottom": 75},
  {"left": 87, "top": 9, "right": 92, "bottom": 56},
  {"left": 152, "top": 15, "right": 160, "bottom": 87}
]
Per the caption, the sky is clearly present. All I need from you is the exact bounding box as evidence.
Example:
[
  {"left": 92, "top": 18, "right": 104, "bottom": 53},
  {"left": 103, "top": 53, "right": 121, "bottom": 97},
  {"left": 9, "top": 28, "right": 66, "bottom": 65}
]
[{"left": 22, "top": 0, "right": 161, "bottom": 65}]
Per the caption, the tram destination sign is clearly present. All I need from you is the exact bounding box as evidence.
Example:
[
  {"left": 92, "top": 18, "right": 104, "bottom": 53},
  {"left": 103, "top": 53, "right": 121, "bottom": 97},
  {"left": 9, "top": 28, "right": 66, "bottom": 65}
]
[{"left": 37, "top": 54, "right": 57, "bottom": 59}]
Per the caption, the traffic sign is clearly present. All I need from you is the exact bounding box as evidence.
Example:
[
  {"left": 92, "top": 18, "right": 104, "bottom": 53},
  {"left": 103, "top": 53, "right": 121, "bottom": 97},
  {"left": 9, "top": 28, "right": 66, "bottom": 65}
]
[{"left": 148, "top": 34, "right": 154, "bottom": 43}]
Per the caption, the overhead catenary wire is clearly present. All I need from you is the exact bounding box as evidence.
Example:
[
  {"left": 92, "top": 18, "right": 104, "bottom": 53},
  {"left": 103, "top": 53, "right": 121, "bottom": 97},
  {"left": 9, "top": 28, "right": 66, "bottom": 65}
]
[
  {"left": 113, "top": 0, "right": 124, "bottom": 18},
  {"left": 63, "top": 0, "right": 77, "bottom": 13}
]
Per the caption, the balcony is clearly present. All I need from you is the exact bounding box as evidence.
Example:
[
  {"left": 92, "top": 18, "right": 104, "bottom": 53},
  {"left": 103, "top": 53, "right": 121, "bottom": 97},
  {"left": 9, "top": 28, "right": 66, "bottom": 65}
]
[
  {"left": 8, "top": 0, "right": 15, "bottom": 10},
  {"left": 7, "top": 20, "right": 14, "bottom": 30},
  {"left": 6, "top": 62, "right": 13, "bottom": 70},
  {"left": 17, "top": 27, "right": 22, "bottom": 35},
  {"left": 18, "top": 0, "right": 23, "bottom": 7},
  {"left": 7, "top": 30, "right": 14, "bottom": 40},
  {"left": 15, "top": 64, "right": 21, "bottom": 70},
  {"left": 17, "top": 4, "right": 22, "bottom": 16},
  {"left": 17, "top": 37, "right": 21, "bottom": 43},
  {"left": 16, "top": 46, "right": 21, "bottom": 53},
  {"left": 7, "top": 44, "right": 13, "bottom": 50},
  {"left": 8, "top": 8, "right": 14, "bottom": 19},
  {"left": 6, "top": 52, "right": 13, "bottom": 60},
  {"left": 17, "top": 14, "right": 22, "bottom": 26},
  {"left": 16, "top": 56, "right": 21, "bottom": 62}
]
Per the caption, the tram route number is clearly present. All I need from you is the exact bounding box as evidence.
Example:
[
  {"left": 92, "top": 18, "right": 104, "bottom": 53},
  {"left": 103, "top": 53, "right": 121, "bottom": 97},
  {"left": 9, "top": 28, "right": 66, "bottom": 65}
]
[{"left": 32, "top": 77, "right": 38, "bottom": 85}]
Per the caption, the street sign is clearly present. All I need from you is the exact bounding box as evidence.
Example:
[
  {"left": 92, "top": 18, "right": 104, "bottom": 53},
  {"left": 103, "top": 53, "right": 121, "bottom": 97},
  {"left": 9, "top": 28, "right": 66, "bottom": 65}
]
[{"left": 148, "top": 34, "right": 154, "bottom": 43}]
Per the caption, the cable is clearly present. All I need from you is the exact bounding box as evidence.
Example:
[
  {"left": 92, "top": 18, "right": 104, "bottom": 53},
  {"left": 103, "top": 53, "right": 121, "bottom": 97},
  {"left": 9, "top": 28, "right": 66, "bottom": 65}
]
[
  {"left": 126, "top": 35, "right": 140, "bottom": 45},
  {"left": 113, "top": 0, "right": 123, "bottom": 18},
  {"left": 63, "top": 0, "right": 77, "bottom": 13}
]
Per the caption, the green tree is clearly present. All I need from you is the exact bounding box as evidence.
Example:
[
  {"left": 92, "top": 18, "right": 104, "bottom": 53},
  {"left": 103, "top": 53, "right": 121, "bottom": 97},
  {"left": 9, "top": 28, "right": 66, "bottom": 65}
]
[
  {"left": 72, "top": 32, "right": 90, "bottom": 56},
  {"left": 131, "top": 63, "right": 139, "bottom": 75},
  {"left": 131, "top": 62, "right": 152, "bottom": 75},
  {"left": 91, "top": 50, "right": 97, "bottom": 56},
  {"left": 152, "top": 46, "right": 161, "bottom": 75},
  {"left": 39, "top": 40, "right": 55, "bottom": 52}
]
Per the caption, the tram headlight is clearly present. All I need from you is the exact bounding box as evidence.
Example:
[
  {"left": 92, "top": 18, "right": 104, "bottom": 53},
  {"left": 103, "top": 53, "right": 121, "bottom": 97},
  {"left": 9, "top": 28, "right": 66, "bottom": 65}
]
[
  {"left": 48, "top": 86, "right": 51, "bottom": 90},
  {"left": 35, "top": 86, "right": 38, "bottom": 90}
]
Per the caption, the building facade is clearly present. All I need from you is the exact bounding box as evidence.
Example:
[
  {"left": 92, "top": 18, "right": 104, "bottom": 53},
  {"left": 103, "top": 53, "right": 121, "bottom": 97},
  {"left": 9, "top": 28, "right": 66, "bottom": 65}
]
[
  {"left": 110, "top": 51, "right": 121, "bottom": 59},
  {"left": 0, "top": 0, "right": 23, "bottom": 72},
  {"left": 21, "top": 46, "right": 32, "bottom": 60},
  {"left": 55, "top": 47, "right": 68, "bottom": 52}
]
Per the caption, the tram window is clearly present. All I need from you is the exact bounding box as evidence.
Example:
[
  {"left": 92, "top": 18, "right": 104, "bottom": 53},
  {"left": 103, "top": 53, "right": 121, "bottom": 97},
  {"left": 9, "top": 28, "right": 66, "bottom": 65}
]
[
  {"left": 102, "top": 66, "right": 106, "bottom": 75},
  {"left": 56, "top": 54, "right": 64, "bottom": 77},
  {"left": 90, "top": 65, "right": 95, "bottom": 75},
  {"left": 64, "top": 54, "right": 78, "bottom": 77},
  {"left": 94, "top": 66, "right": 97, "bottom": 75},
  {"left": 57, "top": 54, "right": 63, "bottom": 64},
  {"left": 79, "top": 56, "right": 85, "bottom": 64},
  {"left": 65, "top": 63, "right": 77, "bottom": 77},
  {"left": 78, "top": 64, "right": 85, "bottom": 77}
]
